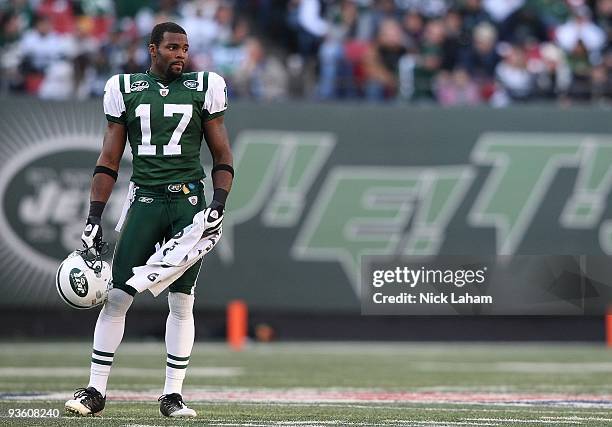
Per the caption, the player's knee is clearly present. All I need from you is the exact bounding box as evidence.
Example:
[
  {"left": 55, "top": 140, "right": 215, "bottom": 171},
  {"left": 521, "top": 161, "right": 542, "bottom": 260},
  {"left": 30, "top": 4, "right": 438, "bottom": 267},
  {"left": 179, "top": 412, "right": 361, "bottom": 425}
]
[
  {"left": 111, "top": 280, "right": 138, "bottom": 297},
  {"left": 103, "top": 288, "right": 134, "bottom": 317},
  {"left": 168, "top": 291, "right": 194, "bottom": 321}
]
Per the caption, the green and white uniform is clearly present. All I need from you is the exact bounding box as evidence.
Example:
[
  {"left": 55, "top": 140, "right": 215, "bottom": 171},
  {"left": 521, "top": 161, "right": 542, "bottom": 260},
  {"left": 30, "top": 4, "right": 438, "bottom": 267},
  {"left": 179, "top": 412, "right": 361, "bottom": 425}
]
[
  {"left": 104, "top": 70, "right": 227, "bottom": 186},
  {"left": 103, "top": 70, "right": 227, "bottom": 295}
]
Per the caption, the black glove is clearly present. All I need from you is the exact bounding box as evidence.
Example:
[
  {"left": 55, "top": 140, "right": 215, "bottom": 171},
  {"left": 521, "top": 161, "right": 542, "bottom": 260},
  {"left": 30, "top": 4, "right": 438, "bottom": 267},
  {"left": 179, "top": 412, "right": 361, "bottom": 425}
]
[
  {"left": 81, "top": 215, "right": 103, "bottom": 250},
  {"left": 202, "top": 200, "right": 224, "bottom": 236},
  {"left": 208, "top": 200, "right": 224, "bottom": 218}
]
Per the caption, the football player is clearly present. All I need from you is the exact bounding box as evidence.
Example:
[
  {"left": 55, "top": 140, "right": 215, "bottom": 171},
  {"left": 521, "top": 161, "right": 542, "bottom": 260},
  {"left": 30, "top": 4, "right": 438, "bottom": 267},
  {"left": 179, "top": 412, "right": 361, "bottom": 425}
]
[{"left": 65, "top": 22, "right": 233, "bottom": 418}]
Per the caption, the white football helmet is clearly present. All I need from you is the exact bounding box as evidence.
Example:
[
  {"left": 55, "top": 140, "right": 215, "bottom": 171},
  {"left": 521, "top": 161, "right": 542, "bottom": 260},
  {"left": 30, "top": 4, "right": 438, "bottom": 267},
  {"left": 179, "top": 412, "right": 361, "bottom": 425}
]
[{"left": 56, "top": 251, "right": 110, "bottom": 309}]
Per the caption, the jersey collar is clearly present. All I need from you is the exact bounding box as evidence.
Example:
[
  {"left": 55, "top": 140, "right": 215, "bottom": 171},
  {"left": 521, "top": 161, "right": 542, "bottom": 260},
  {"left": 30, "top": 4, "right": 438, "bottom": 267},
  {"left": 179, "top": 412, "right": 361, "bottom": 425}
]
[{"left": 146, "top": 69, "right": 180, "bottom": 86}]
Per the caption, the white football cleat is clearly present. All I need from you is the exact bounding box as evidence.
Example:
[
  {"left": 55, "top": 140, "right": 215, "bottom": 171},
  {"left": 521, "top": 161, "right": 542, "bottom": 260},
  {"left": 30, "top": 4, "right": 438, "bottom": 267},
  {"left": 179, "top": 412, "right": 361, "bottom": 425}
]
[
  {"left": 158, "top": 393, "right": 197, "bottom": 417},
  {"left": 65, "top": 387, "right": 105, "bottom": 416}
]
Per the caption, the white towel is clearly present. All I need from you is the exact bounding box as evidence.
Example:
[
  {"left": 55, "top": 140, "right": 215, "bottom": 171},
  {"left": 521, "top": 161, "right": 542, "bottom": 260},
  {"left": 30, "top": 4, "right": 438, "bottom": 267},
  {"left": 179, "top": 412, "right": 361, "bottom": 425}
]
[
  {"left": 126, "top": 210, "right": 222, "bottom": 296},
  {"left": 115, "top": 182, "right": 137, "bottom": 232}
]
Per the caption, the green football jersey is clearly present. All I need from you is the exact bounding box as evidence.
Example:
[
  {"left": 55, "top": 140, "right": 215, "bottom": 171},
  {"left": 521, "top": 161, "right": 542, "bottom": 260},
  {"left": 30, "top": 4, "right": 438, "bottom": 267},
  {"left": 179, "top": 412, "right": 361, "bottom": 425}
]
[{"left": 103, "top": 71, "right": 227, "bottom": 186}]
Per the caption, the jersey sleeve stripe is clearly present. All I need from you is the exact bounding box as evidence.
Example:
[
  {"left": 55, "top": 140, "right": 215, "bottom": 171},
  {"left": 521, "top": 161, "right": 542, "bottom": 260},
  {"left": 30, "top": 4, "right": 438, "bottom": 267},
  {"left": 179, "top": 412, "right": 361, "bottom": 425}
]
[
  {"left": 123, "top": 74, "right": 131, "bottom": 93},
  {"left": 197, "top": 71, "right": 204, "bottom": 91},
  {"left": 204, "top": 110, "right": 225, "bottom": 121},
  {"left": 106, "top": 114, "right": 125, "bottom": 124}
]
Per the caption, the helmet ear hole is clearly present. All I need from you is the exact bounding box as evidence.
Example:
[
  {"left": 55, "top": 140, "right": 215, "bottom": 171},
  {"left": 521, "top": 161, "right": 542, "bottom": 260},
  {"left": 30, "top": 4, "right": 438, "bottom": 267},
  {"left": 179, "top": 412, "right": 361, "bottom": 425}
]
[{"left": 56, "top": 251, "right": 110, "bottom": 309}]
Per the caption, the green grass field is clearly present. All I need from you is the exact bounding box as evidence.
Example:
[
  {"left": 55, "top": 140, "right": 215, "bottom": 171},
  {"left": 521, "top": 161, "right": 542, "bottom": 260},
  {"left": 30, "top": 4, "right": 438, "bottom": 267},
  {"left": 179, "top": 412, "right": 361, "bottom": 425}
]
[{"left": 1, "top": 342, "right": 611, "bottom": 426}]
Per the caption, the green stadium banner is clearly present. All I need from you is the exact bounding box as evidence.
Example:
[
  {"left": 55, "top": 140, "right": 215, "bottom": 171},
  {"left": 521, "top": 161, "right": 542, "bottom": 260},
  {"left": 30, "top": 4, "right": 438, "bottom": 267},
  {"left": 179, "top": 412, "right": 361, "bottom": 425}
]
[{"left": 1, "top": 98, "right": 611, "bottom": 312}]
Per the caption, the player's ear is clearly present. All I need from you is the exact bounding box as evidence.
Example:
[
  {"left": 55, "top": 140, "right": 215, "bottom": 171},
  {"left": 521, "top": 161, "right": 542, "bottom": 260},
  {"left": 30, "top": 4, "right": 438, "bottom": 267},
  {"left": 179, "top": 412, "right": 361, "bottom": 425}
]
[{"left": 148, "top": 44, "right": 157, "bottom": 58}]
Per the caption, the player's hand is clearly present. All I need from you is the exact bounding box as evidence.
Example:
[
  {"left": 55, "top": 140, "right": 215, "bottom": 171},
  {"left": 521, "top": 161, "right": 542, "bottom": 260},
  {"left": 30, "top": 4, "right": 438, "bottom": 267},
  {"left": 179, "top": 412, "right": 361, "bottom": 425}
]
[
  {"left": 202, "top": 200, "right": 224, "bottom": 236},
  {"left": 81, "top": 216, "right": 103, "bottom": 251}
]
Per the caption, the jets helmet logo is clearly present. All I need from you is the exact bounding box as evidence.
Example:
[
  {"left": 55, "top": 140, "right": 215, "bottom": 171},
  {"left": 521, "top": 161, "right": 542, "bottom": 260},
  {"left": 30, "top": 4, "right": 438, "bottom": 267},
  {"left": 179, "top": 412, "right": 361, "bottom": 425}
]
[{"left": 69, "top": 268, "right": 88, "bottom": 297}]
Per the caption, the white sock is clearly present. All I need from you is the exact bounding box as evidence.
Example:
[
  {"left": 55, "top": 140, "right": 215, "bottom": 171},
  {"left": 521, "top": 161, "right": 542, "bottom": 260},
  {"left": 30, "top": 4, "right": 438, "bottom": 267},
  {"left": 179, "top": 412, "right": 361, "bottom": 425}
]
[
  {"left": 163, "top": 292, "right": 195, "bottom": 395},
  {"left": 88, "top": 288, "right": 133, "bottom": 396}
]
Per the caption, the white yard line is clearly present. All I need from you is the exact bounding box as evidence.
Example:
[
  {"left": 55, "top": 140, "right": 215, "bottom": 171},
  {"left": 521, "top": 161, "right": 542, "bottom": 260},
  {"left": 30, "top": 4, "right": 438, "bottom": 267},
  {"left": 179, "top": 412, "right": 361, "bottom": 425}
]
[
  {"left": 541, "top": 416, "right": 612, "bottom": 422},
  {"left": 256, "top": 402, "right": 612, "bottom": 416},
  {"left": 4, "top": 400, "right": 612, "bottom": 417},
  {"left": 202, "top": 421, "right": 387, "bottom": 427},
  {"left": 384, "top": 421, "right": 497, "bottom": 426},
  {"left": 465, "top": 418, "right": 577, "bottom": 424}
]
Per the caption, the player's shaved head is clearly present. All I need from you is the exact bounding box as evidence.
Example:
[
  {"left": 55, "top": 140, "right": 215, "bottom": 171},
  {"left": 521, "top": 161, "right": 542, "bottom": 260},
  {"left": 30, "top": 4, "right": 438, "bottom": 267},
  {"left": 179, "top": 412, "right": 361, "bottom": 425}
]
[{"left": 149, "top": 22, "right": 186, "bottom": 47}]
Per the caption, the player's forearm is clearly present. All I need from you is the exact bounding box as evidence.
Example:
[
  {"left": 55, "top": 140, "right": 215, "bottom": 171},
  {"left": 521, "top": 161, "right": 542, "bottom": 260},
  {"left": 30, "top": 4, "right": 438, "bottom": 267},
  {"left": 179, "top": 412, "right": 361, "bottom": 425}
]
[
  {"left": 210, "top": 159, "right": 233, "bottom": 208},
  {"left": 90, "top": 173, "right": 116, "bottom": 204},
  {"left": 87, "top": 166, "right": 118, "bottom": 221},
  {"left": 212, "top": 173, "right": 232, "bottom": 192},
  {"left": 91, "top": 150, "right": 120, "bottom": 202},
  {"left": 211, "top": 154, "right": 233, "bottom": 193},
  {"left": 205, "top": 119, "right": 233, "bottom": 194}
]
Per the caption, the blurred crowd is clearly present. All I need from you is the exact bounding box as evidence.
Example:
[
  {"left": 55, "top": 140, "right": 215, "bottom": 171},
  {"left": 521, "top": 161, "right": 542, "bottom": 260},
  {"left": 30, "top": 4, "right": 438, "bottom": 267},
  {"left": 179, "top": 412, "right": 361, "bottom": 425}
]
[{"left": 2, "top": 0, "right": 612, "bottom": 105}]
